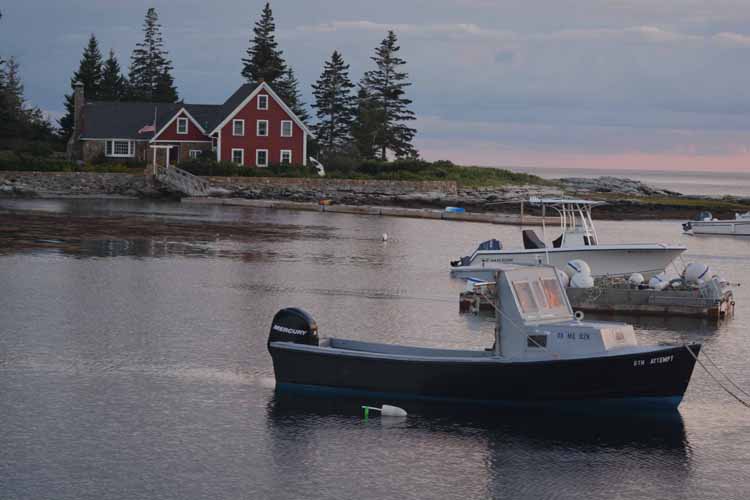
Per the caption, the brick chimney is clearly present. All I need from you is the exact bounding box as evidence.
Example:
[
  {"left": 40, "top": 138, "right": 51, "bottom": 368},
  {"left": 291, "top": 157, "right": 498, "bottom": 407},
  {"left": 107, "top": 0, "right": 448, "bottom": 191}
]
[{"left": 66, "top": 81, "right": 85, "bottom": 160}]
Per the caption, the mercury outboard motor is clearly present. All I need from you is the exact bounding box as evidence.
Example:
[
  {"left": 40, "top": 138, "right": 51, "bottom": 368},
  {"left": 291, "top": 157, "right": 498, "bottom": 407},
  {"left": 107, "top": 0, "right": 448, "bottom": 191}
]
[{"left": 268, "top": 307, "right": 319, "bottom": 347}]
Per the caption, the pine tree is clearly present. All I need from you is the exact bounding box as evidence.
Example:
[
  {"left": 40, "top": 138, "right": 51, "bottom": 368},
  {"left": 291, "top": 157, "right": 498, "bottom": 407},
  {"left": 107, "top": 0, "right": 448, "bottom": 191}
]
[
  {"left": 351, "top": 87, "right": 382, "bottom": 160},
  {"left": 360, "top": 31, "right": 417, "bottom": 159},
  {"left": 0, "top": 58, "right": 54, "bottom": 141},
  {"left": 311, "top": 51, "right": 356, "bottom": 154},
  {"left": 99, "top": 49, "right": 128, "bottom": 101},
  {"left": 59, "top": 34, "right": 103, "bottom": 139},
  {"left": 241, "top": 2, "right": 286, "bottom": 84},
  {"left": 128, "top": 8, "right": 178, "bottom": 102},
  {"left": 275, "top": 66, "right": 309, "bottom": 123}
]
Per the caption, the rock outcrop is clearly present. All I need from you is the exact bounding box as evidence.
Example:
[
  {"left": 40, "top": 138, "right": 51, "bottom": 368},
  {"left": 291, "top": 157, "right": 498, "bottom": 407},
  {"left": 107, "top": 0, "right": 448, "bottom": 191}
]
[{"left": 558, "top": 176, "right": 681, "bottom": 197}]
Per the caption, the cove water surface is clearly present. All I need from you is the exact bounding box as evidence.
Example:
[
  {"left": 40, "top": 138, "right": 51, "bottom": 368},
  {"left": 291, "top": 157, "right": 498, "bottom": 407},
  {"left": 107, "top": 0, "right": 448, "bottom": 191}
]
[{"left": 1, "top": 199, "right": 750, "bottom": 500}]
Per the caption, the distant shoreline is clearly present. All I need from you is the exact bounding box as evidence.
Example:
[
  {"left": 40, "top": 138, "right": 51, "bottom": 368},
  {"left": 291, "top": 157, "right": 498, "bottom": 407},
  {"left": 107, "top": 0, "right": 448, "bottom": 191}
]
[{"left": 2, "top": 170, "right": 750, "bottom": 222}]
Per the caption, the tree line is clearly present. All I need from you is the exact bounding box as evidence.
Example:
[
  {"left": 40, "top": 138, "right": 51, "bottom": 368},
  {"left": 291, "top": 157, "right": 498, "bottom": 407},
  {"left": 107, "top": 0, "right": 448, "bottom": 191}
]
[
  {"left": 61, "top": 3, "right": 417, "bottom": 161},
  {"left": 0, "top": 10, "right": 56, "bottom": 147}
]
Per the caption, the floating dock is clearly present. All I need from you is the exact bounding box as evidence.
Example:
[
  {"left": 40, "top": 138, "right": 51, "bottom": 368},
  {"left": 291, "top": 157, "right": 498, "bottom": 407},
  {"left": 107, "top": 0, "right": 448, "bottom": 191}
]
[{"left": 460, "top": 281, "right": 735, "bottom": 320}]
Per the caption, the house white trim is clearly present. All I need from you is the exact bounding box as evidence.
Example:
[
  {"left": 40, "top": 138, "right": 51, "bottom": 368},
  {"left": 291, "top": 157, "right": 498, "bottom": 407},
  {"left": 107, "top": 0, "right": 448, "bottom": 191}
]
[
  {"left": 208, "top": 82, "right": 313, "bottom": 137},
  {"left": 280, "top": 120, "right": 293, "bottom": 137},
  {"left": 280, "top": 149, "right": 292, "bottom": 164},
  {"left": 257, "top": 119, "right": 268, "bottom": 137},
  {"left": 231, "top": 148, "right": 244, "bottom": 166},
  {"left": 256, "top": 148, "right": 269, "bottom": 167},
  {"left": 257, "top": 94, "right": 268, "bottom": 110},
  {"left": 150, "top": 140, "right": 212, "bottom": 143},
  {"left": 105, "top": 139, "right": 135, "bottom": 158},
  {"left": 302, "top": 135, "right": 307, "bottom": 166},
  {"left": 216, "top": 133, "right": 222, "bottom": 161},
  {"left": 176, "top": 117, "right": 189, "bottom": 135},
  {"left": 232, "top": 119, "right": 245, "bottom": 136},
  {"left": 150, "top": 107, "right": 207, "bottom": 142}
]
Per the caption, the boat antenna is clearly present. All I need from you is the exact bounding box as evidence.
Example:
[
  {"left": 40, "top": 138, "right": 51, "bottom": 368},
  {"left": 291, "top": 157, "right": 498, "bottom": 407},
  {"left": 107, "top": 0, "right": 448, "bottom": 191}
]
[{"left": 542, "top": 202, "right": 550, "bottom": 264}]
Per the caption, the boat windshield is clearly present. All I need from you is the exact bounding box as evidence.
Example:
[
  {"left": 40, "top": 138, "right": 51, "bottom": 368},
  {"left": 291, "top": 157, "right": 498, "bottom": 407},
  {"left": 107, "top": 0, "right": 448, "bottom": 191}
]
[{"left": 510, "top": 276, "right": 571, "bottom": 320}]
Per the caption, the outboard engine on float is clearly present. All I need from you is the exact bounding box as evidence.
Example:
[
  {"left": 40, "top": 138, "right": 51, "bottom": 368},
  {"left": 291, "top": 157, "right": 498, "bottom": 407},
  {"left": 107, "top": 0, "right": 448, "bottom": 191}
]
[{"left": 268, "top": 308, "right": 319, "bottom": 347}]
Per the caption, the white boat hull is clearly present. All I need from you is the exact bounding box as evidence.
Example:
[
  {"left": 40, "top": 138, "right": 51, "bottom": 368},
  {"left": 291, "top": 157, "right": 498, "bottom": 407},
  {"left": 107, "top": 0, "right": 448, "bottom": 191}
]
[
  {"left": 451, "top": 245, "right": 685, "bottom": 280},
  {"left": 688, "top": 220, "right": 750, "bottom": 236}
]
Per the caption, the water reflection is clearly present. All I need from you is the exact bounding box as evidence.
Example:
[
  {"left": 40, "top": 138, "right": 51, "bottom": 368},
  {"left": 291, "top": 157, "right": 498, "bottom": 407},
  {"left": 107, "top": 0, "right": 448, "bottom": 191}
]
[{"left": 268, "top": 391, "right": 690, "bottom": 500}]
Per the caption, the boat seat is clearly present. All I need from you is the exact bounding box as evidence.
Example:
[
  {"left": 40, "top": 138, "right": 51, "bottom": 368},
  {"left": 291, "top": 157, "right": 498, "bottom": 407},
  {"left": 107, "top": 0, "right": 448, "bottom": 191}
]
[
  {"left": 522, "top": 229, "right": 546, "bottom": 249},
  {"left": 552, "top": 234, "right": 563, "bottom": 248}
]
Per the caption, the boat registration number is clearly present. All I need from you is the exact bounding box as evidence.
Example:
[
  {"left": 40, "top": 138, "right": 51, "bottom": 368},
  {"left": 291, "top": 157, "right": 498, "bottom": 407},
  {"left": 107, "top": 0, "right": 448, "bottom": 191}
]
[{"left": 633, "top": 355, "right": 674, "bottom": 367}]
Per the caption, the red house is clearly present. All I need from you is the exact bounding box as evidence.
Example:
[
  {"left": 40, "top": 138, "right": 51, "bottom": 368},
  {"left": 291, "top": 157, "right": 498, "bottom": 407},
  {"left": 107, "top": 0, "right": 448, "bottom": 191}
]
[{"left": 67, "top": 81, "right": 312, "bottom": 168}]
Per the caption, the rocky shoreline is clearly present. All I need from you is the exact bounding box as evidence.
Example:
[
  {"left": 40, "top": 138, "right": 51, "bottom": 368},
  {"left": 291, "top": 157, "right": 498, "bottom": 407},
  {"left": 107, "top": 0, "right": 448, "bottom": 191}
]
[{"left": 1, "top": 171, "right": 748, "bottom": 220}]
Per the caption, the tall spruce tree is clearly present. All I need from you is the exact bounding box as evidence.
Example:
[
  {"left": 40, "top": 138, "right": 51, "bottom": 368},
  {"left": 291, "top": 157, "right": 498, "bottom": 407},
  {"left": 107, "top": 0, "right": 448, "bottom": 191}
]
[
  {"left": 0, "top": 58, "right": 53, "bottom": 140},
  {"left": 99, "top": 49, "right": 128, "bottom": 101},
  {"left": 241, "top": 3, "right": 286, "bottom": 84},
  {"left": 351, "top": 87, "right": 382, "bottom": 160},
  {"left": 128, "top": 8, "right": 178, "bottom": 102},
  {"left": 275, "top": 66, "right": 309, "bottom": 123},
  {"left": 360, "top": 31, "right": 417, "bottom": 159},
  {"left": 59, "top": 34, "right": 103, "bottom": 139},
  {"left": 311, "top": 51, "right": 355, "bottom": 154}
]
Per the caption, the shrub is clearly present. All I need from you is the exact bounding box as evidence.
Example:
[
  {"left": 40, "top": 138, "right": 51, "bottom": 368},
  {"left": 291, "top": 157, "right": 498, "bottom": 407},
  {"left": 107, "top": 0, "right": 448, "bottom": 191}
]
[{"left": 0, "top": 151, "right": 76, "bottom": 172}]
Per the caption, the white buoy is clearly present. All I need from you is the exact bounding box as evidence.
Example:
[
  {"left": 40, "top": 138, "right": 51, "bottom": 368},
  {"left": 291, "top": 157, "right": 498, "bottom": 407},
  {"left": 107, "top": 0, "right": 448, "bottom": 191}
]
[
  {"left": 362, "top": 404, "right": 407, "bottom": 418},
  {"left": 628, "top": 273, "right": 645, "bottom": 287},
  {"left": 649, "top": 273, "right": 669, "bottom": 291},
  {"left": 382, "top": 233, "right": 388, "bottom": 242},
  {"left": 564, "top": 259, "right": 591, "bottom": 278},
  {"left": 570, "top": 272, "right": 594, "bottom": 288},
  {"left": 683, "top": 262, "right": 710, "bottom": 284}
]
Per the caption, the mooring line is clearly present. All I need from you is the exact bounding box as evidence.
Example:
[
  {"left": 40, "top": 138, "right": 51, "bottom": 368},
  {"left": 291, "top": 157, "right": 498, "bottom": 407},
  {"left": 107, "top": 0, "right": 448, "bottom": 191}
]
[
  {"left": 698, "top": 347, "right": 750, "bottom": 400},
  {"left": 685, "top": 344, "right": 750, "bottom": 409}
]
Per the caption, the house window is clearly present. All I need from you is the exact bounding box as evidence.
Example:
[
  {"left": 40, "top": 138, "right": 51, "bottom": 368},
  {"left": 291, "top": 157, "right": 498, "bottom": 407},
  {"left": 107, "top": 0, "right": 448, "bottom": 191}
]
[
  {"left": 233, "top": 119, "right": 245, "bottom": 136},
  {"left": 177, "top": 117, "right": 188, "bottom": 135},
  {"left": 256, "top": 120, "right": 268, "bottom": 137},
  {"left": 105, "top": 140, "right": 134, "bottom": 158},
  {"left": 189, "top": 150, "right": 202, "bottom": 159},
  {"left": 280, "top": 150, "right": 292, "bottom": 164},
  {"left": 256, "top": 149, "right": 268, "bottom": 167},
  {"left": 280, "top": 120, "right": 293, "bottom": 138},
  {"left": 231, "top": 148, "right": 244, "bottom": 166},
  {"left": 257, "top": 94, "right": 268, "bottom": 110}
]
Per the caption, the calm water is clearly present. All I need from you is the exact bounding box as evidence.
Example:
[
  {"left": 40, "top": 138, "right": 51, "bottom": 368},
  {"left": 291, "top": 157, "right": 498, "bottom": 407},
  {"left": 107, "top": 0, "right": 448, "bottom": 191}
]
[
  {"left": 1, "top": 199, "right": 750, "bottom": 500},
  {"left": 514, "top": 167, "right": 750, "bottom": 198}
]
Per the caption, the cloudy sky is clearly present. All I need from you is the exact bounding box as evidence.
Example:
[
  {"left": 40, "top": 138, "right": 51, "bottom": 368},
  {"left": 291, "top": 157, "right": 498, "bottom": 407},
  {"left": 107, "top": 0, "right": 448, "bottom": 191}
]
[{"left": 4, "top": 0, "right": 750, "bottom": 171}]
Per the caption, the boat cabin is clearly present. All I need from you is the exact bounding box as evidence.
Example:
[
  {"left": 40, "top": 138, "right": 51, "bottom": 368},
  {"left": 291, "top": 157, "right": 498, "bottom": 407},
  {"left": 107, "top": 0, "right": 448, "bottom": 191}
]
[{"left": 495, "top": 265, "right": 638, "bottom": 360}]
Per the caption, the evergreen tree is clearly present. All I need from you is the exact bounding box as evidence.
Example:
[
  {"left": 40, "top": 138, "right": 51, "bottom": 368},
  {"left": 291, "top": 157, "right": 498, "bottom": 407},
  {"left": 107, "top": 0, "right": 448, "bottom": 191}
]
[
  {"left": 99, "top": 49, "right": 128, "bottom": 101},
  {"left": 0, "top": 57, "right": 54, "bottom": 141},
  {"left": 351, "top": 87, "right": 382, "bottom": 160},
  {"left": 360, "top": 31, "right": 417, "bottom": 159},
  {"left": 275, "top": 66, "right": 309, "bottom": 123},
  {"left": 311, "top": 50, "right": 356, "bottom": 154},
  {"left": 128, "top": 8, "right": 178, "bottom": 102},
  {"left": 241, "top": 2, "right": 286, "bottom": 83},
  {"left": 59, "top": 34, "right": 103, "bottom": 139}
]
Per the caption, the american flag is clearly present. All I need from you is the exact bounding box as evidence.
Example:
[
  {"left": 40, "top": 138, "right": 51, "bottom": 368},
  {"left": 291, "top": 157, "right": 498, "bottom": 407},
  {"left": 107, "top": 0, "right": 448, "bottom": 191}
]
[
  {"left": 138, "top": 123, "right": 156, "bottom": 134},
  {"left": 138, "top": 107, "right": 157, "bottom": 134}
]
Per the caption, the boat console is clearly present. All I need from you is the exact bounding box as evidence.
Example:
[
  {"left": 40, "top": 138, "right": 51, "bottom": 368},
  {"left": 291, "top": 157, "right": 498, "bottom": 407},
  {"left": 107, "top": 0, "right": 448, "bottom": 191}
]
[{"left": 494, "top": 265, "right": 638, "bottom": 360}]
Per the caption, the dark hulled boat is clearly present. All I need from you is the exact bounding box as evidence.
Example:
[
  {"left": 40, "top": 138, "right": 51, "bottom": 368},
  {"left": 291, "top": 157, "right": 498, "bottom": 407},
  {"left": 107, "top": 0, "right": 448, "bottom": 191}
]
[{"left": 268, "top": 265, "right": 700, "bottom": 409}]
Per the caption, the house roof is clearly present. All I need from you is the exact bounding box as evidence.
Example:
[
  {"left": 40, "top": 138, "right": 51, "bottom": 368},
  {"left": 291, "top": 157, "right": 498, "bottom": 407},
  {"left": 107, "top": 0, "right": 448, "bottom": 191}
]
[{"left": 79, "top": 83, "right": 264, "bottom": 141}]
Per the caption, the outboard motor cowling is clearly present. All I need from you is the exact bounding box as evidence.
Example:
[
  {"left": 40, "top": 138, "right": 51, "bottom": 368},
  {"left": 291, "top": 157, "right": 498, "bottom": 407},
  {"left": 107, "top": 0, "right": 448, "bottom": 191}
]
[{"left": 268, "top": 308, "right": 319, "bottom": 347}]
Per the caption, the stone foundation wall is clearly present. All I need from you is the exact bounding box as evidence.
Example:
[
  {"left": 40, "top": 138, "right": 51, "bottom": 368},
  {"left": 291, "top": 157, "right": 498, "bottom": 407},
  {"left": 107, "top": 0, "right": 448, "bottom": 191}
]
[{"left": 0, "top": 171, "right": 160, "bottom": 197}]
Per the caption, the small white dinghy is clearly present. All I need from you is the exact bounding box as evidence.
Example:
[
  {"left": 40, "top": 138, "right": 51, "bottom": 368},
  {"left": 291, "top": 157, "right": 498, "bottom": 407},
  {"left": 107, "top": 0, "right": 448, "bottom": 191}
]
[{"left": 683, "top": 211, "right": 750, "bottom": 236}]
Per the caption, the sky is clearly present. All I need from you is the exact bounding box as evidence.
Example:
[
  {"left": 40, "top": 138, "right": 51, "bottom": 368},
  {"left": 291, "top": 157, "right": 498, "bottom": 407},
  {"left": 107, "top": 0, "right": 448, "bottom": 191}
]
[{"left": 4, "top": 0, "right": 750, "bottom": 172}]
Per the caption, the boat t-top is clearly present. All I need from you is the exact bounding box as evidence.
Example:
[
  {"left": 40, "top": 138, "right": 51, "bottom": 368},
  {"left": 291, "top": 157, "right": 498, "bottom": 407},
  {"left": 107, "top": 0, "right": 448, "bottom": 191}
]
[
  {"left": 683, "top": 211, "right": 750, "bottom": 236},
  {"left": 268, "top": 265, "right": 700, "bottom": 409},
  {"left": 451, "top": 197, "right": 686, "bottom": 280}
]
